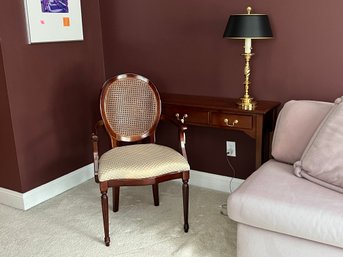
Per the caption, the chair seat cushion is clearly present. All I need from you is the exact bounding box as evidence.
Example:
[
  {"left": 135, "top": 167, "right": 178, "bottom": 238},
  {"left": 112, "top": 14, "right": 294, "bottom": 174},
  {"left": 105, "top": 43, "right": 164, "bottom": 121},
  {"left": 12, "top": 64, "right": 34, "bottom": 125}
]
[
  {"left": 227, "top": 159, "right": 343, "bottom": 248},
  {"left": 98, "top": 143, "right": 190, "bottom": 181}
]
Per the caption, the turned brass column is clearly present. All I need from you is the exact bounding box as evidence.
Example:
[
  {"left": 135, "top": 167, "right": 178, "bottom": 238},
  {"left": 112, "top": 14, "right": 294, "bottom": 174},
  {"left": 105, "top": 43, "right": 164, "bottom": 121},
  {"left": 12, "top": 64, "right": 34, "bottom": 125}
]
[{"left": 238, "top": 52, "right": 255, "bottom": 110}]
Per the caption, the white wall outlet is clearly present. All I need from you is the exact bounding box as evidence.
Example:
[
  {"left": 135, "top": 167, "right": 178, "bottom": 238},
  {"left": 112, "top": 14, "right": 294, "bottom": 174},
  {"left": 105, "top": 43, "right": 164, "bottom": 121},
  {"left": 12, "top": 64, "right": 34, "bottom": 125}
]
[{"left": 226, "top": 141, "right": 236, "bottom": 157}]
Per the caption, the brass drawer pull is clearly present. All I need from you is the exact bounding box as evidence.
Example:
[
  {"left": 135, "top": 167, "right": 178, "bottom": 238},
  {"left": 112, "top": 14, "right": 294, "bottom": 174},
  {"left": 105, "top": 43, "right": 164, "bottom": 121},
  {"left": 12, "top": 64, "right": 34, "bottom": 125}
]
[
  {"left": 175, "top": 113, "right": 188, "bottom": 124},
  {"left": 224, "top": 118, "right": 239, "bottom": 127}
]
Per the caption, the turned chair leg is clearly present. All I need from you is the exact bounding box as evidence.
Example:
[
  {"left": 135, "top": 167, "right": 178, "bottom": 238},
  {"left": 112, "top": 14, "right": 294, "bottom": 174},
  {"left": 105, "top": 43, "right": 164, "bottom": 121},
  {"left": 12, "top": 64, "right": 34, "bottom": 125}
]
[
  {"left": 182, "top": 178, "right": 189, "bottom": 232},
  {"left": 113, "top": 186, "right": 120, "bottom": 212},
  {"left": 101, "top": 186, "right": 110, "bottom": 246},
  {"left": 152, "top": 183, "right": 159, "bottom": 206}
]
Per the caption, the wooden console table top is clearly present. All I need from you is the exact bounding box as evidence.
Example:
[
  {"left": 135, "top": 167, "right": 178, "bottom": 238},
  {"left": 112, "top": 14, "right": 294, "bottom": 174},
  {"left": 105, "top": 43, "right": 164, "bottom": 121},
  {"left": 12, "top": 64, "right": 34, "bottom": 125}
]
[{"left": 161, "top": 93, "right": 279, "bottom": 114}]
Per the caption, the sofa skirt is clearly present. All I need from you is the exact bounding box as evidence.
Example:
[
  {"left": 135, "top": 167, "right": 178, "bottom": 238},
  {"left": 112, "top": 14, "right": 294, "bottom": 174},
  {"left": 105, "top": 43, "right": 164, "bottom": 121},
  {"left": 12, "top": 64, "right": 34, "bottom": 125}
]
[{"left": 237, "top": 224, "right": 343, "bottom": 257}]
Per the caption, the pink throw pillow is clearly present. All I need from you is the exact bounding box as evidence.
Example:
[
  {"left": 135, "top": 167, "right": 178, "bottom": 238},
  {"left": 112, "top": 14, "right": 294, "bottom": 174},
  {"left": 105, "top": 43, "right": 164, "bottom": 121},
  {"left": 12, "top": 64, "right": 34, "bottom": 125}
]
[
  {"left": 294, "top": 97, "right": 343, "bottom": 193},
  {"left": 272, "top": 100, "right": 332, "bottom": 164}
]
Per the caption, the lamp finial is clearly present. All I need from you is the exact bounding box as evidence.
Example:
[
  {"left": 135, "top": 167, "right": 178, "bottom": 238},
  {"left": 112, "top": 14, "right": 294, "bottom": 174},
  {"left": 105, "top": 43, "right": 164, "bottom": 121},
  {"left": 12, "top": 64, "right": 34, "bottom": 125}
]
[{"left": 247, "top": 6, "right": 252, "bottom": 14}]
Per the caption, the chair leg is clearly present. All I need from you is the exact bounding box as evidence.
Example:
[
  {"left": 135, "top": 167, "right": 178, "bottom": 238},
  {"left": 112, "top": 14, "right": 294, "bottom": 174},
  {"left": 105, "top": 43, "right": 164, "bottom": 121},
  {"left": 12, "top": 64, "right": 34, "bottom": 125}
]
[
  {"left": 112, "top": 186, "right": 120, "bottom": 212},
  {"left": 100, "top": 185, "right": 110, "bottom": 246},
  {"left": 182, "top": 178, "right": 189, "bottom": 232},
  {"left": 152, "top": 183, "right": 159, "bottom": 206}
]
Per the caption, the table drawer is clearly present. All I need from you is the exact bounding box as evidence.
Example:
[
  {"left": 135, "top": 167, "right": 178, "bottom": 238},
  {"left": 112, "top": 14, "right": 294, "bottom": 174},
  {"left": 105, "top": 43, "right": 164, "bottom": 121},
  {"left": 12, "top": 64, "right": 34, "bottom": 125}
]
[
  {"left": 211, "top": 112, "right": 253, "bottom": 129},
  {"left": 163, "top": 105, "right": 209, "bottom": 125}
]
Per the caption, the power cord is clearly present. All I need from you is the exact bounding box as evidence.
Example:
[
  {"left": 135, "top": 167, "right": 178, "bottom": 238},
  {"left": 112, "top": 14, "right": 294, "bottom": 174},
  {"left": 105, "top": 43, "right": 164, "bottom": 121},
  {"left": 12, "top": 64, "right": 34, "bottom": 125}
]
[
  {"left": 226, "top": 154, "right": 237, "bottom": 194},
  {"left": 220, "top": 154, "right": 237, "bottom": 216}
]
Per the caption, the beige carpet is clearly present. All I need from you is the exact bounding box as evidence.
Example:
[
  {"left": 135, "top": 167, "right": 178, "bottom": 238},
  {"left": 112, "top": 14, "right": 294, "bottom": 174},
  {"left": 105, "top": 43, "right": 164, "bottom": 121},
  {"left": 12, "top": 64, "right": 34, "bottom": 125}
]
[{"left": 0, "top": 179, "right": 237, "bottom": 257}]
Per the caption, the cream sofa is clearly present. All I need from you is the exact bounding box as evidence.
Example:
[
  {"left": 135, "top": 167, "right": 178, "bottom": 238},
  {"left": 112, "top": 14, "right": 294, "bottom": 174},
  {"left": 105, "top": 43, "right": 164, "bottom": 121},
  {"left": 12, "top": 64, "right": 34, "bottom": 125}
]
[{"left": 227, "top": 99, "right": 343, "bottom": 257}]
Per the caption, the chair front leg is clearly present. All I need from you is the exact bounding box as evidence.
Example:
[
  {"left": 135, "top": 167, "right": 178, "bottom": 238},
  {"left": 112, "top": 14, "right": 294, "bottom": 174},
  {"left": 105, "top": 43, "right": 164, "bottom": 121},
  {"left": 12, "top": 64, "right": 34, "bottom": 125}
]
[
  {"left": 182, "top": 178, "right": 189, "bottom": 232},
  {"left": 100, "top": 183, "right": 110, "bottom": 246}
]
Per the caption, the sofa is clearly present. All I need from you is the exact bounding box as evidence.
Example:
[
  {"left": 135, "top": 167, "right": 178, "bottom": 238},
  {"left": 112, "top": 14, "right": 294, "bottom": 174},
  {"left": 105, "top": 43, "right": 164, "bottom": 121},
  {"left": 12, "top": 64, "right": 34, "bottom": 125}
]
[{"left": 227, "top": 98, "right": 343, "bottom": 257}]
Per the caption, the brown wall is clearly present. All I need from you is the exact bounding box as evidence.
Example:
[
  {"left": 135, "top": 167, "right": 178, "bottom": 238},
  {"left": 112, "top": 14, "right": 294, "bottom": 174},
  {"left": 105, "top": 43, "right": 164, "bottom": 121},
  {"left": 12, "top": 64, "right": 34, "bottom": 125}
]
[
  {"left": 0, "top": 43, "right": 22, "bottom": 192},
  {"left": 1, "top": 1, "right": 342, "bottom": 193},
  {"left": 0, "top": 1, "right": 105, "bottom": 192},
  {"left": 100, "top": 1, "right": 343, "bottom": 178}
]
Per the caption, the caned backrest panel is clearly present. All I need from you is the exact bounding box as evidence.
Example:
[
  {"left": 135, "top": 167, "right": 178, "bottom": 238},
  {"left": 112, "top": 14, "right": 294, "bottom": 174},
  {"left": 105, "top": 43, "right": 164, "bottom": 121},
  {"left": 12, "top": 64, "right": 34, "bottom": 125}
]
[{"left": 100, "top": 74, "right": 161, "bottom": 142}]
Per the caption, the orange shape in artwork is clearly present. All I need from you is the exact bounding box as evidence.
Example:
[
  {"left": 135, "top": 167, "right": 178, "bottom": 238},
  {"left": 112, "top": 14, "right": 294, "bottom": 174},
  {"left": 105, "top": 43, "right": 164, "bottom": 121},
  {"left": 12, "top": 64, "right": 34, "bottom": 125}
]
[{"left": 63, "top": 17, "right": 70, "bottom": 27}]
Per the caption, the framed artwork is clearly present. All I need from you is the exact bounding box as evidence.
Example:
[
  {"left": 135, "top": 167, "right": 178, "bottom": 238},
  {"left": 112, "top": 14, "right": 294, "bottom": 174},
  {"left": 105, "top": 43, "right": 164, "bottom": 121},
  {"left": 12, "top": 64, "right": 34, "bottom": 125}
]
[{"left": 24, "top": 0, "right": 84, "bottom": 43}]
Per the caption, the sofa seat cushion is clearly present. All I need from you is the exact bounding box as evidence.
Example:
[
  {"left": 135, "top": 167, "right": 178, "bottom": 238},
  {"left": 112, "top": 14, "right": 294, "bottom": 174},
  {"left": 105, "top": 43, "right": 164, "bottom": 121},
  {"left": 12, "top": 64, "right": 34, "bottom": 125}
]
[{"left": 227, "top": 159, "right": 343, "bottom": 248}]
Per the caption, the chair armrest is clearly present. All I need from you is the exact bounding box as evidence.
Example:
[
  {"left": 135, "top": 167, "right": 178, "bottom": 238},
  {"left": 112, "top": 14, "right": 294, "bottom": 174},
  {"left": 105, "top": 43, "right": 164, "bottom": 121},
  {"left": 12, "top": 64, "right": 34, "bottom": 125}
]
[
  {"left": 91, "top": 120, "right": 104, "bottom": 183},
  {"left": 94, "top": 120, "right": 104, "bottom": 135},
  {"left": 160, "top": 114, "right": 188, "bottom": 160}
]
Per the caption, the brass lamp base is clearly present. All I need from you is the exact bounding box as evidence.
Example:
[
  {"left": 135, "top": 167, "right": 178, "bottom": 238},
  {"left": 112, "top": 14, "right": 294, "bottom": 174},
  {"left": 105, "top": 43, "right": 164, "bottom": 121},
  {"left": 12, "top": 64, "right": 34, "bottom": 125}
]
[
  {"left": 237, "top": 96, "right": 256, "bottom": 111},
  {"left": 237, "top": 50, "right": 256, "bottom": 111}
]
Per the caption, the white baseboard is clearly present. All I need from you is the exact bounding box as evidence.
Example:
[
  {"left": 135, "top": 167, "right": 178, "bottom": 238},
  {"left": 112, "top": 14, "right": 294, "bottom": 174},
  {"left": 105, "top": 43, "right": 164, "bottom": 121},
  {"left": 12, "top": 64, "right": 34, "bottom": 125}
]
[
  {"left": 189, "top": 170, "right": 244, "bottom": 193},
  {"left": 0, "top": 164, "right": 94, "bottom": 210},
  {"left": 0, "top": 165, "right": 243, "bottom": 211},
  {"left": 0, "top": 187, "right": 24, "bottom": 210}
]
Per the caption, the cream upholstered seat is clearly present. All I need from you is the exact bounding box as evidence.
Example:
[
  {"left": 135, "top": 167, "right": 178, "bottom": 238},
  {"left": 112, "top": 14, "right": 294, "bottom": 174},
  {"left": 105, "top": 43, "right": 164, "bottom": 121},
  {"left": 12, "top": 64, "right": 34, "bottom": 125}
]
[
  {"left": 91, "top": 73, "right": 190, "bottom": 247},
  {"left": 98, "top": 144, "right": 190, "bottom": 181}
]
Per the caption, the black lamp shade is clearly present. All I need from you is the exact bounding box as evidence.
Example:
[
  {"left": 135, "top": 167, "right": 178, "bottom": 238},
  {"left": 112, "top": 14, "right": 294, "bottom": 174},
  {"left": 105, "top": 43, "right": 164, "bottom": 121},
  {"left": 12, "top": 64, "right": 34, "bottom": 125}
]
[{"left": 223, "top": 15, "right": 273, "bottom": 39}]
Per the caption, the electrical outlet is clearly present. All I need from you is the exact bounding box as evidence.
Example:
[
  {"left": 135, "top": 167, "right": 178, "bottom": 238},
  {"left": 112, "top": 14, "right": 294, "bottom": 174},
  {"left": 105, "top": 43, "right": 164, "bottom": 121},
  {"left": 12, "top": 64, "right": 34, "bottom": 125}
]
[{"left": 226, "top": 141, "right": 236, "bottom": 157}]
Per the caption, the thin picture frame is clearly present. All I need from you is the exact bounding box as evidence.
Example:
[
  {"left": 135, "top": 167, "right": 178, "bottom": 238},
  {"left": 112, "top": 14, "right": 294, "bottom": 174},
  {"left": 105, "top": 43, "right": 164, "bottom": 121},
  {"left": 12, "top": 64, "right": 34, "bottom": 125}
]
[{"left": 24, "top": 0, "right": 84, "bottom": 44}]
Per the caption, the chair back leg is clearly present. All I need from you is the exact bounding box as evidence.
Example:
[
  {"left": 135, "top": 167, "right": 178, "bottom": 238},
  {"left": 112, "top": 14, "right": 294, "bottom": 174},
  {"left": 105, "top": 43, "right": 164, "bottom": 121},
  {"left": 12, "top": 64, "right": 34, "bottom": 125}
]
[
  {"left": 113, "top": 186, "right": 120, "bottom": 212},
  {"left": 152, "top": 184, "right": 159, "bottom": 206}
]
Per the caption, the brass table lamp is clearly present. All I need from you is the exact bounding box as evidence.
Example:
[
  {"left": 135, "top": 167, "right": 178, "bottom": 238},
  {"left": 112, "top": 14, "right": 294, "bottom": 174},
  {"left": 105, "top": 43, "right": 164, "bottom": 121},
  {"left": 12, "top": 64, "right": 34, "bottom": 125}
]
[{"left": 223, "top": 6, "right": 273, "bottom": 110}]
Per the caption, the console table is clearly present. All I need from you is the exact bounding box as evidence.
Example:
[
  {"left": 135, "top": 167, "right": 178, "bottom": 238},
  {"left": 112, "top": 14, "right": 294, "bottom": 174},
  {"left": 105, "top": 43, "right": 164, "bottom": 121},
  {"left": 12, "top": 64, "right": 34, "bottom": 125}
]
[{"left": 160, "top": 93, "right": 280, "bottom": 169}]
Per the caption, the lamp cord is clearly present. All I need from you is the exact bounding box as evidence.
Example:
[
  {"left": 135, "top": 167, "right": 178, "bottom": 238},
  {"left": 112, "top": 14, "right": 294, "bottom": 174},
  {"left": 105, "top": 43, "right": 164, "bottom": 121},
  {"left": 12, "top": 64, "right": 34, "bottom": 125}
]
[
  {"left": 220, "top": 154, "right": 237, "bottom": 216},
  {"left": 226, "top": 155, "right": 236, "bottom": 194}
]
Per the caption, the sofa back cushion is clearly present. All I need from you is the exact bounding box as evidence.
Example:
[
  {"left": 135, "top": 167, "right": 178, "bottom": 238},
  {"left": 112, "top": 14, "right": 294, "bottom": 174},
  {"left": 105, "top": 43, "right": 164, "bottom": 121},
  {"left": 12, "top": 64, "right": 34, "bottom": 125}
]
[
  {"left": 272, "top": 100, "right": 333, "bottom": 164},
  {"left": 294, "top": 97, "right": 343, "bottom": 193}
]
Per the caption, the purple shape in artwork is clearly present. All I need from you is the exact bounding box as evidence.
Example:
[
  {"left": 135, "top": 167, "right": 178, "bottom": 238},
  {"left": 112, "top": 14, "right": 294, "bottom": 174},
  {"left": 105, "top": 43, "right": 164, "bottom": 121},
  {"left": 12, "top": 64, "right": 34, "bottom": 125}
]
[{"left": 41, "top": 0, "right": 69, "bottom": 13}]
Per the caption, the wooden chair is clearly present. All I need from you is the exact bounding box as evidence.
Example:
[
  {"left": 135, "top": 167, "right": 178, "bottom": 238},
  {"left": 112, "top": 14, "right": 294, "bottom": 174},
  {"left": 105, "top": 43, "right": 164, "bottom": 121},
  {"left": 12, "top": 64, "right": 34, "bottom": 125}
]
[{"left": 91, "top": 73, "right": 190, "bottom": 246}]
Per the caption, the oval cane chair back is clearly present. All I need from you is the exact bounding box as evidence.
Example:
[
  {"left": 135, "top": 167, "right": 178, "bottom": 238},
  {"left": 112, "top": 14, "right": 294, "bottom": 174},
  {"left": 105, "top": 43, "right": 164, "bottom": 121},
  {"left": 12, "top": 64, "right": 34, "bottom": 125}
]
[{"left": 100, "top": 73, "right": 161, "bottom": 143}]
